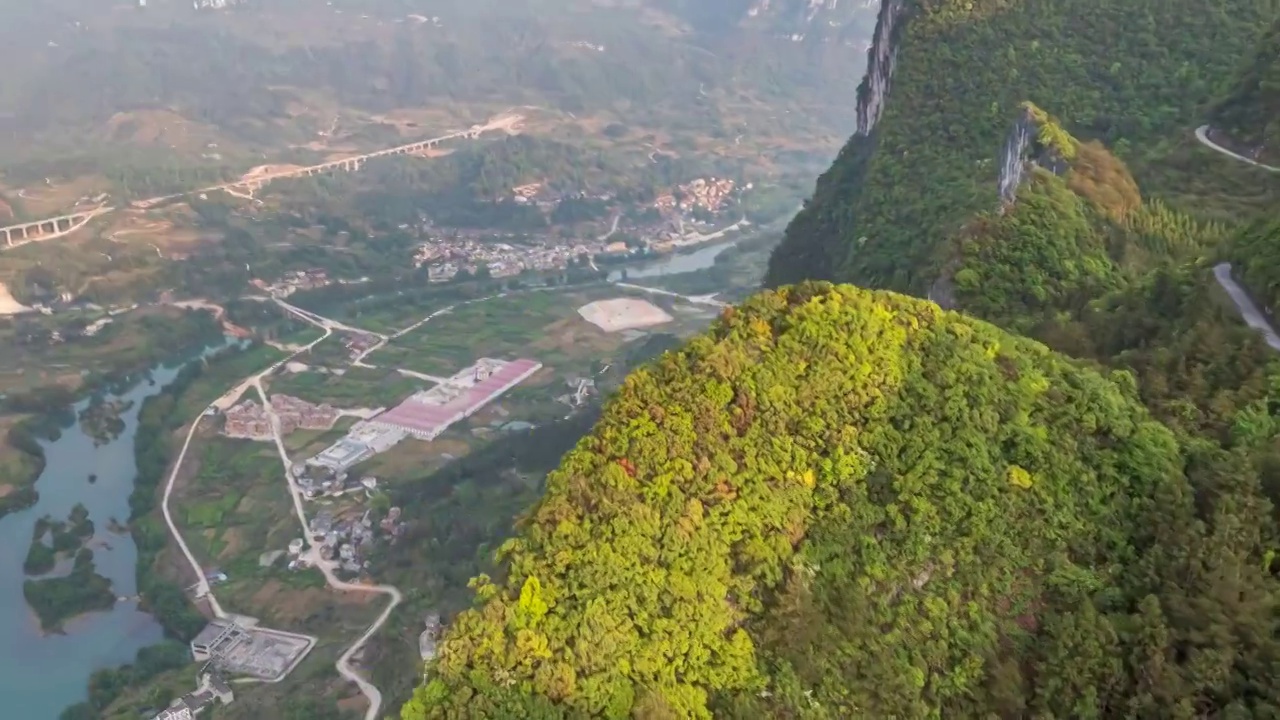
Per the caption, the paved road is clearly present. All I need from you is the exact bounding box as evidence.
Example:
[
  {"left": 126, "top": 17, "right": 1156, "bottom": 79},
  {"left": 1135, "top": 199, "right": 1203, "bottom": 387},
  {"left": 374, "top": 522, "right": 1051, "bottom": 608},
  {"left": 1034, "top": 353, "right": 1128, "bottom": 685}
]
[
  {"left": 160, "top": 415, "right": 227, "bottom": 619},
  {"left": 256, "top": 306, "right": 404, "bottom": 720},
  {"left": 1189, "top": 128, "right": 1280, "bottom": 352},
  {"left": 1213, "top": 262, "right": 1280, "bottom": 351},
  {"left": 1194, "top": 125, "right": 1279, "bottom": 172},
  {"left": 612, "top": 281, "right": 728, "bottom": 308}
]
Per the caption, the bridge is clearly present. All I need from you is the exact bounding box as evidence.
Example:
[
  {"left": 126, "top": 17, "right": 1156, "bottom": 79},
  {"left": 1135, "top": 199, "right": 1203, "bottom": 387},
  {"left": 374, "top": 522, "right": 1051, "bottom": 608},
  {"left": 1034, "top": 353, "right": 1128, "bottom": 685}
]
[
  {"left": 136, "top": 116, "right": 519, "bottom": 205},
  {"left": 0, "top": 206, "right": 114, "bottom": 249},
  {"left": 4, "top": 113, "right": 522, "bottom": 245},
  {"left": 206, "top": 125, "right": 491, "bottom": 196}
]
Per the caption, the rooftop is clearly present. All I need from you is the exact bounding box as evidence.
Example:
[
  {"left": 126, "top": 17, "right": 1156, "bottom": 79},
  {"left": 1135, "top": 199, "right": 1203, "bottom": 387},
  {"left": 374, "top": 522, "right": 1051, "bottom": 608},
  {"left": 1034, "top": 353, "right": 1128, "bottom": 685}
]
[{"left": 372, "top": 359, "right": 541, "bottom": 436}]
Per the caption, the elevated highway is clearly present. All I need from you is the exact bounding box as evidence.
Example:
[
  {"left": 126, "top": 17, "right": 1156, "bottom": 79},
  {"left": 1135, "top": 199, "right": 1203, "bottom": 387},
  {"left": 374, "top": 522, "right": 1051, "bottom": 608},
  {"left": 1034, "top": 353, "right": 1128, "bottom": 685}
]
[
  {"left": 137, "top": 114, "right": 521, "bottom": 206},
  {"left": 0, "top": 205, "right": 113, "bottom": 249},
  {"left": 4, "top": 113, "right": 523, "bottom": 240}
]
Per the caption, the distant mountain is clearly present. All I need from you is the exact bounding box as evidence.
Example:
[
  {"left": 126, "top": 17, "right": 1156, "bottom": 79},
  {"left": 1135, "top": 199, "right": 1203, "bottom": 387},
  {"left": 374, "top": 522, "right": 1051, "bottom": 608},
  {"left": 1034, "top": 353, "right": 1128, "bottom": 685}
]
[{"left": 649, "top": 0, "right": 876, "bottom": 43}]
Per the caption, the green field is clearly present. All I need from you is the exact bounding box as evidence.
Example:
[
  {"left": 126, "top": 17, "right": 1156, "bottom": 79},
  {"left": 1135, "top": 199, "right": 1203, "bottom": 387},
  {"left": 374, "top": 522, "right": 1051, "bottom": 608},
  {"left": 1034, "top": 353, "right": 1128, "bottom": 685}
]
[{"left": 265, "top": 366, "right": 426, "bottom": 409}]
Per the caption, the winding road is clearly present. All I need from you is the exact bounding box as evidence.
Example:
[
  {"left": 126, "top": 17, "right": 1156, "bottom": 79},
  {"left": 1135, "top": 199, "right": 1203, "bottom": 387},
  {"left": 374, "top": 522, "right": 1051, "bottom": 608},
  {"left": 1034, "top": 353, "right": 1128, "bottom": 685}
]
[
  {"left": 1195, "top": 125, "right": 1280, "bottom": 352},
  {"left": 1214, "top": 262, "right": 1280, "bottom": 352},
  {"left": 1194, "top": 125, "right": 1279, "bottom": 172},
  {"left": 160, "top": 309, "right": 404, "bottom": 719}
]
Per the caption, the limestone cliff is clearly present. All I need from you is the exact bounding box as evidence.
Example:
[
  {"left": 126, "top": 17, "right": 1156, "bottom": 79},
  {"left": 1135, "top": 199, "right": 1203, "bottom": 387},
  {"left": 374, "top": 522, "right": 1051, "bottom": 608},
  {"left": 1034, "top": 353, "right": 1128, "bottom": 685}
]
[{"left": 764, "top": 0, "right": 1277, "bottom": 292}]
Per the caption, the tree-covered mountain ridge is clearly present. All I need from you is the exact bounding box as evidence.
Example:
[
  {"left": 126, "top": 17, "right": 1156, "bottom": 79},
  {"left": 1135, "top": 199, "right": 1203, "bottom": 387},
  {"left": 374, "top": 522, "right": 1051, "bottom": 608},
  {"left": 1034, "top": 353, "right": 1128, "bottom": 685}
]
[
  {"left": 400, "top": 283, "right": 1279, "bottom": 718},
  {"left": 390, "top": 1, "right": 1280, "bottom": 716},
  {"left": 765, "top": 0, "right": 1280, "bottom": 293}
]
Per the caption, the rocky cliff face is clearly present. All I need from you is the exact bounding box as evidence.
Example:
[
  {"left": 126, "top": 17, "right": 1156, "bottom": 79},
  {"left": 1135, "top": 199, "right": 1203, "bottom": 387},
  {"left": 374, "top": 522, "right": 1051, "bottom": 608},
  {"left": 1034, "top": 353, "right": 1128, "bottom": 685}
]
[
  {"left": 997, "top": 107, "right": 1036, "bottom": 205},
  {"left": 854, "top": 0, "right": 904, "bottom": 135},
  {"left": 763, "top": 0, "right": 1276, "bottom": 292}
]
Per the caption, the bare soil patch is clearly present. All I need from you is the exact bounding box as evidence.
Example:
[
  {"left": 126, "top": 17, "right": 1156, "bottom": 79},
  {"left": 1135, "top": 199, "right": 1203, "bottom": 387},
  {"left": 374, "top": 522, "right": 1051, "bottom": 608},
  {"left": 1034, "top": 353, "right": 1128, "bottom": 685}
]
[
  {"left": 0, "top": 282, "right": 31, "bottom": 315},
  {"left": 577, "top": 298, "right": 674, "bottom": 332},
  {"left": 248, "top": 581, "right": 372, "bottom": 625},
  {"left": 242, "top": 164, "right": 308, "bottom": 181},
  {"left": 7, "top": 176, "right": 111, "bottom": 218}
]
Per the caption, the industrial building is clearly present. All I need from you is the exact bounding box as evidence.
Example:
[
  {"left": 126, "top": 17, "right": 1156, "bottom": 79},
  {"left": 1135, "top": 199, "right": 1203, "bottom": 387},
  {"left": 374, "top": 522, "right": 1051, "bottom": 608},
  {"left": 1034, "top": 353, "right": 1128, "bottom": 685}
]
[
  {"left": 306, "top": 422, "right": 405, "bottom": 473},
  {"left": 150, "top": 671, "right": 234, "bottom": 719},
  {"left": 302, "top": 358, "right": 541, "bottom": 476},
  {"left": 362, "top": 358, "right": 543, "bottom": 441},
  {"left": 189, "top": 620, "right": 314, "bottom": 681}
]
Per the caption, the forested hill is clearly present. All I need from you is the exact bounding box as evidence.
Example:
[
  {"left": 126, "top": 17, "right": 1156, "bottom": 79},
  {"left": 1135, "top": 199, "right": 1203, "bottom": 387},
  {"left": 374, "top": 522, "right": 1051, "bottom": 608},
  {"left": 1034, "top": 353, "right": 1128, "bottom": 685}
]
[
  {"left": 401, "top": 283, "right": 1279, "bottom": 718},
  {"left": 1211, "top": 16, "right": 1280, "bottom": 164},
  {"left": 392, "top": 3, "right": 1280, "bottom": 717},
  {"left": 764, "top": 0, "right": 1279, "bottom": 293}
]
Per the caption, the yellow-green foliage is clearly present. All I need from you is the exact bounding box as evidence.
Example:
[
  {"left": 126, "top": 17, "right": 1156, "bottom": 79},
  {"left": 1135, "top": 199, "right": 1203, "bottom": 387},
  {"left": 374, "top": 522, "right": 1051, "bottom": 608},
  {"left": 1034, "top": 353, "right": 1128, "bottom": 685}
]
[
  {"left": 1025, "top": 102, "right": 1078, "bottom": 161},
  {"left": 402, "top": 282, "right": 1199, "bottom": 719},
  {"left": 950, "top": 171, "right": 1122, "bottom": 330},
  {"left": 1006, "top": 464, "right": 1033, "bottom": 488}
]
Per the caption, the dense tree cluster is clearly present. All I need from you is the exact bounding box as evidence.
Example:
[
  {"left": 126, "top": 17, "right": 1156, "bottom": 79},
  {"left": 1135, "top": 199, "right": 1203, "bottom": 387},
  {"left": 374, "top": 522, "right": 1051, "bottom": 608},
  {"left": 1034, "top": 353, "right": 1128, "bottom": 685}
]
[
  {"left": 1211, "top": 17, "right": 1280, "bottom": 162},
  {"left": 401, "top": 283, "right": 1280, "bottom": 718}
]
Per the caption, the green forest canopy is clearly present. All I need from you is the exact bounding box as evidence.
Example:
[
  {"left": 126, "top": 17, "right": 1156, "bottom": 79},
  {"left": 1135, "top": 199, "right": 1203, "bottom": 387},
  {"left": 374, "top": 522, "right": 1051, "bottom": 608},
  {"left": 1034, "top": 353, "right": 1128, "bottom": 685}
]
[{"left": 401, "top": 283, "right": 1280, "bottom": 718}]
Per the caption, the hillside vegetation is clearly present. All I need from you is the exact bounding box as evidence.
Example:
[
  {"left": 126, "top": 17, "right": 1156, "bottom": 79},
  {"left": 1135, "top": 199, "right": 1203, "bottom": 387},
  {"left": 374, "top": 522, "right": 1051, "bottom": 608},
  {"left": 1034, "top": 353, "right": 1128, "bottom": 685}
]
[
  {"left": 1211, "top": 16, "right": 1280, "bottom": 163},
  {"left": 765, "top": 0, "right": 1280, "bottom": 292},
  {"left": 401, "top": 283, "right": 1280, "bottom": 718}
]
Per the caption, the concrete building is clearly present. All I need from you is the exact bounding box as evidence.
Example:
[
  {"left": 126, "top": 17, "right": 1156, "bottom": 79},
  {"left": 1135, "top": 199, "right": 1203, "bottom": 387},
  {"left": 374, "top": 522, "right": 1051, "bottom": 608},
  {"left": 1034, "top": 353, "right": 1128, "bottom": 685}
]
[
  {"left": 189, "top": 620, "right": 313, "bottom": 681},
  {"left": 363, "top": 358, "right": 542, "bottom": 441},
  {"left": 307, "top": 437, "right": 374, "bottom": 471},
  {"left": 222, "top": 400, "right": 272, "bottom": 440}
]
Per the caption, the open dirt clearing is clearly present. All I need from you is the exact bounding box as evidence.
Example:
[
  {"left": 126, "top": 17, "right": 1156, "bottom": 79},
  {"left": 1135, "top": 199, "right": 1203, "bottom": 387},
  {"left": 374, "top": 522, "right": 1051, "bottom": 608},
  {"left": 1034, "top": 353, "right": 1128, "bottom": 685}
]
[
  {"left": 578, "top": 298, "right": 674, "bottom": 332},
  {"left": 0, "top": 283, "right": 31, "bottom": 315}
]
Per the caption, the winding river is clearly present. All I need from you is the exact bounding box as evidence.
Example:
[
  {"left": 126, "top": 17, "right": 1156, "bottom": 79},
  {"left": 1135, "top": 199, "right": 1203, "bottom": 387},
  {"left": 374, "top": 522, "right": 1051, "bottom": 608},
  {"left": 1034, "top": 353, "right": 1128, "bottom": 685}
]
[{"left": 0, "top": 345, "right": 226, "bottom": 719}]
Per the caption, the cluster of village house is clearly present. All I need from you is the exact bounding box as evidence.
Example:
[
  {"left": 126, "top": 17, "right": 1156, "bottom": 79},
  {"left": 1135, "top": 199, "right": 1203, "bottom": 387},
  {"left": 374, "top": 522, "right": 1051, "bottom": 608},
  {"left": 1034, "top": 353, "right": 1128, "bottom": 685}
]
[
  {"left": 292, "top": 463, "right": 379, "bottom": 500},
  {"left": 304, "top": 506, "right": 406, "bottom": 575},
  {"left": 413, "top": 236, "right": 609, "bottom": 280},
  {"left": 343, "top": 331, "right": 380, "bottom": 360},
  {"left": 151, "top": 670, "right": 234, "bottom": 720},
  {"left": 248, "top": 176, "right": 748, "bottom": 289},
  {"left": 249, "top": 269, "right": 369, "bottom": 298},
  {"left": 656, "top": 177, "right": 743, "bottom": 214},
  {"left": 410, "top": 177, "right": 749, "bottom": 283},
  {"left": 222, "top": 394, "right": 341, "bottom": 439}
]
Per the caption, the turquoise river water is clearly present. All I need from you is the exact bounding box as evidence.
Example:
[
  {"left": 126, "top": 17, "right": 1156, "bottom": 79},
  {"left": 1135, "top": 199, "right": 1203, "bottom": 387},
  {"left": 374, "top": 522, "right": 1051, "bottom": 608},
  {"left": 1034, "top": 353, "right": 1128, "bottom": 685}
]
[{"left": 0, "top": 353, "right": 213, "bottom": 718}]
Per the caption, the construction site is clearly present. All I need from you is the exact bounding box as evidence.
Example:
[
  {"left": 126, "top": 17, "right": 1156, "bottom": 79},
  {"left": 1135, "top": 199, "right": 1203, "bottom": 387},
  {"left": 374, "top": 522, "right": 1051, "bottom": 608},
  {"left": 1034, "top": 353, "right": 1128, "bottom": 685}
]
[
  {"left": 578, "top": 298, "right": 674, "bottom": 333},
  {"left": 222, "top": 394, "right": 342, "bottom": 440}
]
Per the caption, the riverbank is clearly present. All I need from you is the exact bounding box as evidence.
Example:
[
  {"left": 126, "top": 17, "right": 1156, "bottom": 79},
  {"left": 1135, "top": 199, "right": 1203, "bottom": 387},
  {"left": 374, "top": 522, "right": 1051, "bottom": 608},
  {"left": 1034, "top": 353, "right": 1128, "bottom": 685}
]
[
  {"left": 0, "top": 326, "right": 235, "bottom": 719},
  {"left": 0, "top": 309, "right": 225, "bottom": 526}
]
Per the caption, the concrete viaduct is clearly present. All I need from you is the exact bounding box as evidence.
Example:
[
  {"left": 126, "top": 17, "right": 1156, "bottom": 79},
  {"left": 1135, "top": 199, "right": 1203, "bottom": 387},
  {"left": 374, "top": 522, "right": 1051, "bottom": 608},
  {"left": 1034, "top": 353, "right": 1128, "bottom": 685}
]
[
  {"left": 4, "top": 115, "right": 517, "bottom": 242},
  {"left": 0, "top": 206, "right": 114, "bottom": 249},
  {"left": 201, "top": 125, "right": 489, "bottom": 196}
]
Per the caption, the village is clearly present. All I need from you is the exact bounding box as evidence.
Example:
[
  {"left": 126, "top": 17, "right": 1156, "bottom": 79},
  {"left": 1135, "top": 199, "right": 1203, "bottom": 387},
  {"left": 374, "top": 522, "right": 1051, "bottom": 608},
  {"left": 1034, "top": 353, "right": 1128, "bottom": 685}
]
[
  {"left": 412, "top": 176, "right": 748, "bottom": 283},
  {"left": 249, "top": 175, "right": 751, "bottom": 292}
]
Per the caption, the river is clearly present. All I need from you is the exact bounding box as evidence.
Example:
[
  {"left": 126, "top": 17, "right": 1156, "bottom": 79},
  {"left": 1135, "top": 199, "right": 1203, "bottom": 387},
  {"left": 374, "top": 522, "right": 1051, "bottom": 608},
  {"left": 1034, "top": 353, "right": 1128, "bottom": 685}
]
[
  {"left": 606, "top": 240, "right": 737, "bottom": 282},
  {"left": 0, "top": 349, "right": 221, "bottom": 718}
]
